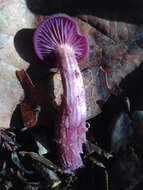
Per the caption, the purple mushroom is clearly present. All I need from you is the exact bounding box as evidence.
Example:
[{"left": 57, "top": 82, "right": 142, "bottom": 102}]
[{"left": 33, "top": 14, "right": 89, "bottom": 173}]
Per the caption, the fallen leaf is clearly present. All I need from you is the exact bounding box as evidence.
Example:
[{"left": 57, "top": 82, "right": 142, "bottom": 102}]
[
  {"left": 16, "top": 70, "right": 48, "bottom": 131},
  {"left": 51, "top": 15, "right": 143, "bottom": 119}
]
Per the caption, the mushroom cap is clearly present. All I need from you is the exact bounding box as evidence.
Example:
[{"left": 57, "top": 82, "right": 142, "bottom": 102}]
[{"left": 33, "top": 14, "right": 89, "bottom": 62}]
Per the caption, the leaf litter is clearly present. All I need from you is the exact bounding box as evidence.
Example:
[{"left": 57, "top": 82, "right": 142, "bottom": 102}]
[{"left": 0, "top": 1, "right": 143, "bottom": 190}]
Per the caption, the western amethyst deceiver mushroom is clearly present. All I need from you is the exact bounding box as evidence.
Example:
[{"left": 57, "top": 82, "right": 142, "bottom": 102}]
[{"left": 33, "top": 14, "right": 89, "bottom": 173}]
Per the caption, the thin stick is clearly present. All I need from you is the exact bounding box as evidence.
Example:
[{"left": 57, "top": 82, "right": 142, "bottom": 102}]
[{"left": 105, "top": 170, "right": 109, "bottom": 190}]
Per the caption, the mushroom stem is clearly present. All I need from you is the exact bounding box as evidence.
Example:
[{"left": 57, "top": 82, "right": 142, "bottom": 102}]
[
  {"left": 33, "top": 14, "right": 89, "bottom": 173},
  {"left": 56, "top": 44, "right": 87, "bottom": 173}
]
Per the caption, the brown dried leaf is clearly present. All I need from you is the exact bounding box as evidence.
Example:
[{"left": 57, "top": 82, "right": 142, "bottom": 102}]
[
  {"left": 16, "top": 70, "right": 48, "bottom": 130},
  {"left": 50, "top": 14, "right": 143, "bottom": 119}
]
